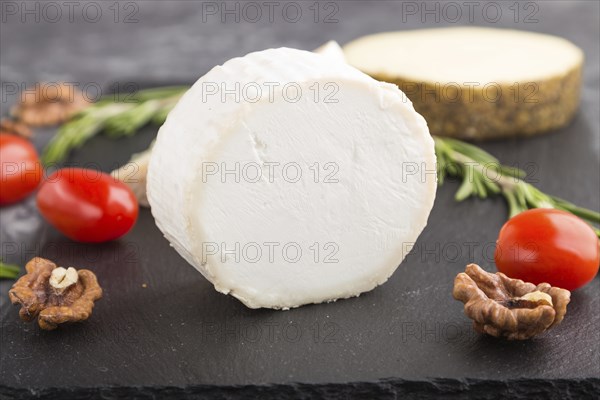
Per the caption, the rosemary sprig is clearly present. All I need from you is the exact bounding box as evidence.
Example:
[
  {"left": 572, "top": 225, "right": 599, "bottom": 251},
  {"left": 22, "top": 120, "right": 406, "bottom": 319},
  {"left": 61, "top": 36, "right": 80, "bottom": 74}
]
[
  {"left": 435, "top": 136, "right": 600, "bottom": 237},
  {"left": 0, "top": 260, "right": 20, "bottom": 279},
  {"left": 41, "top": 86, "right": 187, "bottom": 165}
]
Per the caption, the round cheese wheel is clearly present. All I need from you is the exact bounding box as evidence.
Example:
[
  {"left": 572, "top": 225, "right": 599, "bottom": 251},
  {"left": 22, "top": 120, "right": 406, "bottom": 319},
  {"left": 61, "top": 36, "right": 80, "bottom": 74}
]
[
  {"left": 344, "top": 27, "right": 584, "bottom": 139},
  {"left": 147, "top": 48, "right": 436, "bottom": 309}
]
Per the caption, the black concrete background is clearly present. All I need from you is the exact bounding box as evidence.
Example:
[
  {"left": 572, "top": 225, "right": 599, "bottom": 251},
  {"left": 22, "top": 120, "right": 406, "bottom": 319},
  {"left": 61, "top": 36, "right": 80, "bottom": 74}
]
[{"left": 1, "top": 1, "right": 599, "bottom": 398}]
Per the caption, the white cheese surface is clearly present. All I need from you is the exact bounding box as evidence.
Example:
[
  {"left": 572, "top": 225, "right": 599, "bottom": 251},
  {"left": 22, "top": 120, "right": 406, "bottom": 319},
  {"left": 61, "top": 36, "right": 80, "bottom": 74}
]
[
  {"left": 314, "top": 40, "right": 346, "bottom": 62},
  {"left": 147, "top": 48, "right": 436, "bottom": 309}
]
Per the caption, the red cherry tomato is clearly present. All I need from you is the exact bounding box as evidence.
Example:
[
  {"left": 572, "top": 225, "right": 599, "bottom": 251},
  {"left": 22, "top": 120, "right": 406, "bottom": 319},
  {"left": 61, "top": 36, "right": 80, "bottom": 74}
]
[
  {"left": 495, "top": 208, "right": 599, "bottom": 290},
  {"left": 0, "top": 134, "right": 42, "bottom": 205},
  {"left": 37, "top": 168, "right": 138, "bottom": 243}
]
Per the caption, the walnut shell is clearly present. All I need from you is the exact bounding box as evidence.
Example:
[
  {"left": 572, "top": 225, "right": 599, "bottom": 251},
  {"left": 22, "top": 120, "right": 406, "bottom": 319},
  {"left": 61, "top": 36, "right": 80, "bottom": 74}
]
[
  {"left": 453, "top": 264, "right": 570, "bottom": 340},
  {"left": 8, "top": 257, "right": 102, "bottom": 330}
]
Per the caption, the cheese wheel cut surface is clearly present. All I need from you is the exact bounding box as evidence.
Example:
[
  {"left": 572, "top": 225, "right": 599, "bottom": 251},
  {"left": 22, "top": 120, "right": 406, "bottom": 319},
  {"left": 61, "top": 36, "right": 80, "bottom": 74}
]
[
  {"left": 147, "top": 48, "right": 436, "bottom": 309},
  {"left": 344, "top": 27, "right": 584, "bottom": 139}
]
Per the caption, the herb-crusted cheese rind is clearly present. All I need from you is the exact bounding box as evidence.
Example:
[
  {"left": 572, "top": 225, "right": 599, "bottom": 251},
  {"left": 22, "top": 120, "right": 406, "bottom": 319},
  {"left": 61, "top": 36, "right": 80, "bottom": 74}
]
[{"left": 343, "top": 27, "right": 584, "bottom": 140}]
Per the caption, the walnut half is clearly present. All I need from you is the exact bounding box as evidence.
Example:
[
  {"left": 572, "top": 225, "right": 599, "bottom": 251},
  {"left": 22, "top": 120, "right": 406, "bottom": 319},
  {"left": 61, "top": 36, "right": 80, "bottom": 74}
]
[
  {"left": 453, "top": 264, "right": 570, "bottom": 340},
  {"left": 8, "top": 257, "right": 102, "bottom": 330}
]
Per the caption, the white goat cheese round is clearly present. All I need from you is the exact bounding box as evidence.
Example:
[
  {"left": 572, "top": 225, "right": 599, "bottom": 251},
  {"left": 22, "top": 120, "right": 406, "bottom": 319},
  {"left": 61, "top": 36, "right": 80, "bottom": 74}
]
[{"left": 147, "top": 48, "right": 436, "bottom": 309}]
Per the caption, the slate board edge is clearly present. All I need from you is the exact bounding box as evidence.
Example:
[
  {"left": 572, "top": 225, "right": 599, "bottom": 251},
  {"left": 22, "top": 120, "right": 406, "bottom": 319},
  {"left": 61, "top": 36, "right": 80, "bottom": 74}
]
[{"left": 1, "top": 378, "right": 599, "bottom": 400}]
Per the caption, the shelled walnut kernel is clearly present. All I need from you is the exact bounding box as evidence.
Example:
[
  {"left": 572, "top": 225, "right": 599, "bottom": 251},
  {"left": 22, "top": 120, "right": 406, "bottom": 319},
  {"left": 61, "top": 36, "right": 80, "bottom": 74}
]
[
  {"left": 8, "top": 257, "right": 102, "bottom": 330},
  {"left": 453, "top": 264, "right": 570, "bottom": 340}
]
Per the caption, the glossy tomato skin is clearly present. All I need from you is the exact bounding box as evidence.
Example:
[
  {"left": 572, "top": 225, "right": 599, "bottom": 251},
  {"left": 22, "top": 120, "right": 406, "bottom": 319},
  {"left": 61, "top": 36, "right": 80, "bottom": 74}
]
[
  {"left": 495, "top": 208, "right": 599, "bottom": 290},
  {"left": 37, "top": 168, "right": 138, "bottom": 243},
  {"left": 0, "top": 134, "right": 42, "bottom": 205}
]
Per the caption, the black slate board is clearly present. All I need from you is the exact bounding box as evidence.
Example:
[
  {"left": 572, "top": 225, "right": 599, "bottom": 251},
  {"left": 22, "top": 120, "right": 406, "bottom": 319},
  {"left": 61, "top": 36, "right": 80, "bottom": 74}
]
[{"left": 1, "top": 1, "right": 599, "bottom": 399}]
